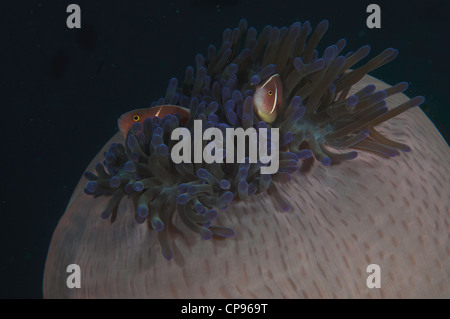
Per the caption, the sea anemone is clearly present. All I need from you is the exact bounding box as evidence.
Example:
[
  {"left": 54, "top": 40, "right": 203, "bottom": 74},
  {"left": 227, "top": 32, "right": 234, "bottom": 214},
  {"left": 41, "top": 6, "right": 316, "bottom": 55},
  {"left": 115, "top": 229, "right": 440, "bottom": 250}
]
[{"left": 83, "top": 19, "right": 424, "bottom": 261}]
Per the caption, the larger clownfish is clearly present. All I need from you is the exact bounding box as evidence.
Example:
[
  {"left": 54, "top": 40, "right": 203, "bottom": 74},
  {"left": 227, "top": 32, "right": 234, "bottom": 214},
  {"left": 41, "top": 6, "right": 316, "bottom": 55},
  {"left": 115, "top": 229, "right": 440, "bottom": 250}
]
[
  {"left": 117, "top": 104, "right": 190, "bottom": 137},
  {"left": 253, "top": 74, "right": 283, "bottom": 124}
]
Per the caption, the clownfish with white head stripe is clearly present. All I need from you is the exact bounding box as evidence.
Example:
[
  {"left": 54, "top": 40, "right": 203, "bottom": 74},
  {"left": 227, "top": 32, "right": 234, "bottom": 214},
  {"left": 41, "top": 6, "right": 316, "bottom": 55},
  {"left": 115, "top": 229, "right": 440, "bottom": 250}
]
[{"left": 253, "top": 74, "right": 283, "bottom": 124}]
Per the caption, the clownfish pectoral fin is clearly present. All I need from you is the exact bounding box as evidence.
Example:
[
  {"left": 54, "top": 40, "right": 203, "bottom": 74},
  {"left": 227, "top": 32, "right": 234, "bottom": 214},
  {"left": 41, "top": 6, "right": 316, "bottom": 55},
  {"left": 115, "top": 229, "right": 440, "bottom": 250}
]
[{"left": 253, "top": 74, "right": 283, "bottom": 123}]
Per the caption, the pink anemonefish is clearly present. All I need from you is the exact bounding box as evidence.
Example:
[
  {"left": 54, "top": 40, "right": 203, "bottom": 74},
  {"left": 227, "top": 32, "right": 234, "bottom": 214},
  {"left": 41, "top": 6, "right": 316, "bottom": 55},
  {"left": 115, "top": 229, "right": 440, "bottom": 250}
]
[
  {"left": 253, "top": 74, "right": 283, "bottom": 124},
  {"left": 117, "top": 74, "right": 283, "bottom": 136},
  {"left": 117, "top": 104, "right": 190, "bottom": 137}
]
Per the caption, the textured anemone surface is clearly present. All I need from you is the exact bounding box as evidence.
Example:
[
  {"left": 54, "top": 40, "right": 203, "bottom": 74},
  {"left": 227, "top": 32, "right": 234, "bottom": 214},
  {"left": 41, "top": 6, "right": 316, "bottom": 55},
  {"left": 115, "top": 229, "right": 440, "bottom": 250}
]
[{"left": 44, "top": 74, "right": 449, "bottom": 298}]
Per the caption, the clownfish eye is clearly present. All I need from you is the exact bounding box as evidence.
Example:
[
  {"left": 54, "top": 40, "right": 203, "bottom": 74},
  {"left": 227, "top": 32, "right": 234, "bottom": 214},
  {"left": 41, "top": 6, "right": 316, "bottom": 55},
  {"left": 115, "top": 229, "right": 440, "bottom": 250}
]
[
  {"left": 268, "top": 90, "right": 273, "bottom": 96},
  {"left": 133, "top": 115, "right": 140, "bottom": 121}
]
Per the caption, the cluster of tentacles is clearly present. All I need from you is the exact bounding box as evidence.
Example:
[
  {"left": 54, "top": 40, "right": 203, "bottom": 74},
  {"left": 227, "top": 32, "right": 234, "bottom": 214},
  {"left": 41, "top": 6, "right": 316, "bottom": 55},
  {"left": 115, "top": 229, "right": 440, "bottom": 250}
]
[{"left": 84, "top": 19, "right": 424, "bottom": 259}]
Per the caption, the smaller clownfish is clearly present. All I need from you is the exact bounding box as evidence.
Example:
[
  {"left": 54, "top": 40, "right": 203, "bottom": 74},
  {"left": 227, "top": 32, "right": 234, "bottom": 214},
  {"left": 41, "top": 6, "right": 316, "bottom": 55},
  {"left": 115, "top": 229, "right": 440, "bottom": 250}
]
[
  {"left": 253, "top": 74, "right": 283, "bottom": 124},
  {"left": 117, "top": 104, "right": 190, "bottom": 137}
]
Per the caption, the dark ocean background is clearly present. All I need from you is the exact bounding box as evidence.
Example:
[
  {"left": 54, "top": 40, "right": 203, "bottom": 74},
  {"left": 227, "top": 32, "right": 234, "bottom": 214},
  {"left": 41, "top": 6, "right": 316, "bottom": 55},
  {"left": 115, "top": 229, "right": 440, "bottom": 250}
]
[{"left": 1, "top": 0, "right": 449, "bottom": 298}]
